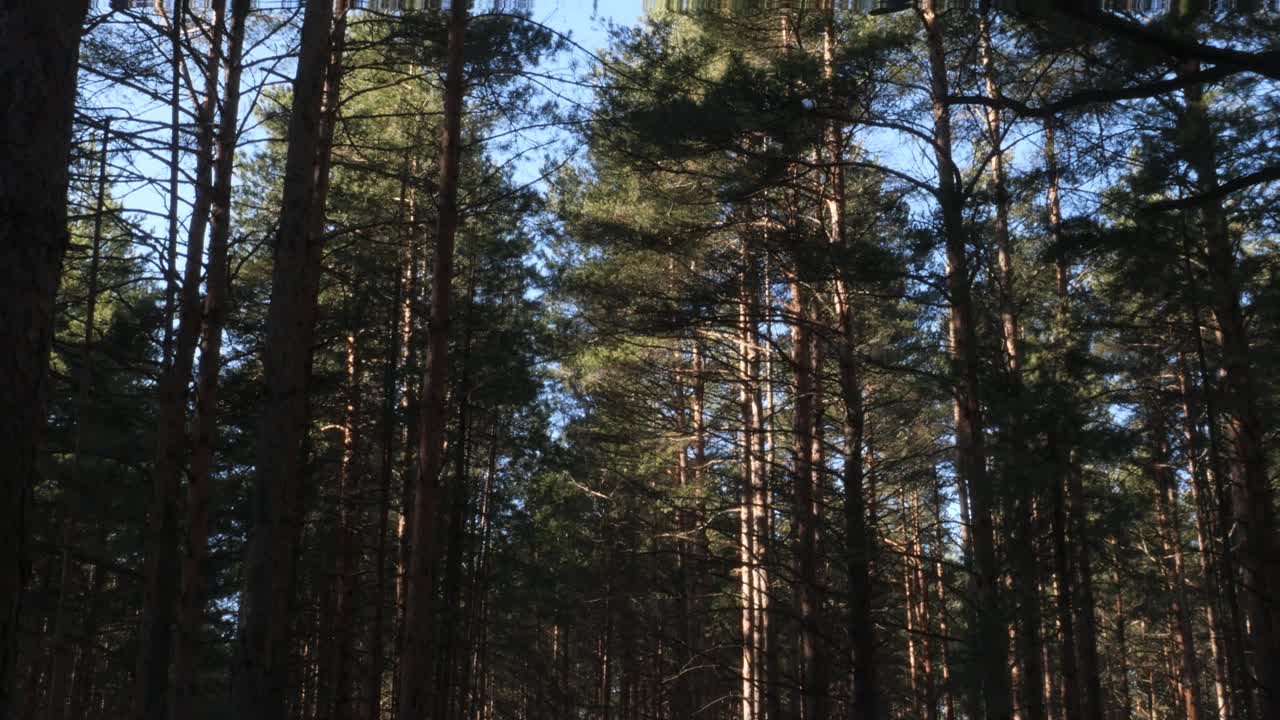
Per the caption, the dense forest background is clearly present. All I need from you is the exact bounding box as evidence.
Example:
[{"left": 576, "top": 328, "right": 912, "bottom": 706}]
[{"left": 2, "top": 2, "right": 1279, "bottom": 720}]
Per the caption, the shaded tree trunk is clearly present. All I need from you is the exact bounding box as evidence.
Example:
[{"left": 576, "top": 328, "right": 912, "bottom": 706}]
[
  {"left": 47, "top": 119, "right": 109, "bottom": 720},
  {"left": 434, "top": 267, "right": 478, "bottom": 720},
  {"left": 919, "top": 4, "right": 1009, "bottom": 717},
  {"left": 1174, "top": 346, "right": 1231, "bottom": 720},
  {"left": 0, "top": 0, "right": 90, "bottom": 711},
  {"left": 789, "top": 269, "right": 825, "bottom": 720},
  {"left": 173, "top": 0, "right": 250, "bottom": 713},
  {"left": 137, "top": 1, "right": 227, "bottom": 713},
  {"left": 1179, "top": 72, "right": 1278, "bottom": 717},
  {"left": 233, "top": 0, "right": 342, "bottom": 715},
  {"left": 398, "top": 2, "right": 468, "bottom": 717},
  {"left": 332, "top": 324, "right": 363, "bottom": 720},
  {"left": 978, "top": 15, "right": 1045, "bottom": 720},
  {"left": 1147, "top": 397, "right": 1202, "bottom": 720}
]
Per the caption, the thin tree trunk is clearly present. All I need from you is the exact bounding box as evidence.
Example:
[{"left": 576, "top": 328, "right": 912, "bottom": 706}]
[
  {"left": 47, "top": 119, "right": 109, "bottom": 720},
  {"left": 137, "top": 0, "right": 228, "bottom": 714},
  {"left": 391, "top": 152, "right": 420, "bottom": 712},
  {"left": 978, "top": 16, "right": 1045, "bottom": 720},
  {"left": 1112, "top": 562, "right": 1132, "bottom": 720},
  {"left": 1187, "top": 308, "right": 1254, "bottom": 720},
  {"left": 174, "top": 0, "right": 249, "bottom": 712},
  {"left": 459, "top": 426, "right": 497, "bottom": 720},
  {"left": 821, "top": 31, "right": 881, "bottom": 717},
  {"left": 1044, "top": 115, "right": 1104, "bottom": 720},
  {"left": 913, "top": 497, "right": 939, "bottom": 720},
  {"left": 934, "top": 484, "right": 956, "bottom": 720},
  {"left": 332, "top": 324, "right": 362, "bottom": 720},
  {"left": 435, "top": 267, "right": 478, "bottom": 720},
  {"left": 1174, "top": 346, "right": 1231, "bottom": 720},
  {"left": 67, "top": 561, "right": 106, "bottom": 720},
  {"left": 919, "top": 4, "right": 1009, "bottom": 717},
  {"left": 906, "top": 545, "right": 923, "bottom": 720},
  {"left": 399, "top": 3, "right": 468, "bottom": 717},
  {"left": 139, "top": 0, "right": 227, "bottom": 712},
  {"left": 738, "top": 241, "right": 763, "bottom": 720},
  {"left": 1148, "top": 398, "right": 1203, "bottom": 720},
  {"left": 368, "top": 255, "right": 406, "bottom": 720},
  {"left": 789, "top": 267, "right": 825, "bottom": 720}
]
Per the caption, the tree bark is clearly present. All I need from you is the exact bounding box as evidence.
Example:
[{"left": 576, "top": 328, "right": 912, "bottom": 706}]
[
  {"left": 398, "top": 3, "right": 468, "bottom": 717},
  {"left": 1174, "top": 345, "right": 1232, "bottom": 720},
  {"left": 332, "top": 324, "right": 362, "bottom": 720},
  {"left": 234, "top": 0, "right": 341, "bottom": 715},
  {"left": 137, "top": 2, "right": 229, "bottom": 716},
  {"left": 738, "top": 242, "right": 765, "bottom": 720},
  {"left": 173, "top": 0, "right": 250, "bottom": 713},
  {"left": 47, "top": 119, "right": 109, "bottom": 720},
  {"left": 0, "top": 0, "right": 89, "bottom": 712},
  {"left": 822, "top": 18, "right": 881, "bottom": 712},
  {"left": 978, "top": 16, "right": 1045, "bottom": 720},
  {"left": 1179, "top": 72, "right": 1278, "bottom": 717},
  {"left": 919, "top": 4, "right": 1010, "bottom": 717},
  {"left": 434, "top": 268, "right": 477, "bottom": 720},
  {"left": 789, "top": 269, "right": 825, "bottom": 720},
  {"left": 1147, "top": 397, "right": 1203, "bottom": 720}
]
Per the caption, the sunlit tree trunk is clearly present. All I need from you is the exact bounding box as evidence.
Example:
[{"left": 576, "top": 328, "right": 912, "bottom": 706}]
[{"left": 738, "top": 241, "right": 765, "bottom": 720}]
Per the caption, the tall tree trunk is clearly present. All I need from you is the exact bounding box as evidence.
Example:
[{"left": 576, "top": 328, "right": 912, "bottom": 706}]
[
  {"left": 1067, "top": 459, "right": 1105, "bottom": 720},
  {"left": 738, "top": 242, "right": 764, "bottom": 720},
  {"left": 1148, "top": 397, "right": 1203, "bottom": 720},
  {"left": 822, "top": 17, "right": 881, "bottom": 713},
  {"left": 67, "top": 561, "right": 106, "bottom": 720},
  {"left": 391, "top": 153, "right": 421, "bottom": 713},
  {"left": 919, "top": 4, "right": 1009, "bottom": 717},
  {"left": 1174, "top": 346, "right": 1231, "bottom": 720},
  {"left": 1179, "top": 72, "right": 1278, "bottom": 716},
  {"left": 332, "top": 324, "right": 362, "bottom": 720},
  {"left": 140, "top": 0, "right": 227, "bottom": 707},
  {"left": 913, "top": 497, "right": 939, "bottom": 720},
  {"left": 934, "top": 484, "right": 957, "bottom": 720},
  {"left": 789, "top": 269, "right": 825, "bottom": 720},
  {"left": 0, "top": 0, "right": 89, "bottom": 711},
  {"left": 159, "top": 1, "right": 182, "bottom": 372},
  {"left": 836, "top": 296, "right": 879, "bottom": 720},
  {"left": 234, "top": 0, "right": 341, "bottom": 715},
  {"left": 1111, "top": 559, "right": 1132, "bottom": 720},
  {"left": 399, "top": 3, "right": 468, "bottom": 717},
  {"left": 435, "top": 268, "right": 477, "bottom": 720},
  {"left": 1043, "top": 116, "right": 1104, "bottom": 720},
  {"left": 173, "top": 0, "right": 250, "bottom": 713},
  {"left": 459, "top": 426, "right": 498, "bottom": 720},
  {"left": 978, "top": 15, "right": 1045, "bottom": 720},
  {"left": 1186, "top": 308, "right": 1254, "bottom": 720},
  {"left": 759, "top": 261, "right": 782, "bottom": 720},
  {"left": 47, "top": 119, "right": 109, "bottom": 720},
  {"left": 368, "top": 255, "right": 406, "bottom": 720}
]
